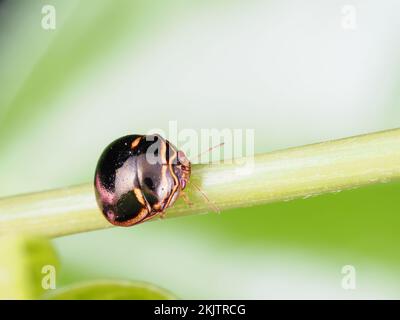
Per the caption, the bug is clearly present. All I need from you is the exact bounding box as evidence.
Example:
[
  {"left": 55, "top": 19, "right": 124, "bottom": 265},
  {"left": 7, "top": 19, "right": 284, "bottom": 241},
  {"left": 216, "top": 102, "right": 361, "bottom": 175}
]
[{"left": 94, "top": 134, "right": 193, "bottom": 226}]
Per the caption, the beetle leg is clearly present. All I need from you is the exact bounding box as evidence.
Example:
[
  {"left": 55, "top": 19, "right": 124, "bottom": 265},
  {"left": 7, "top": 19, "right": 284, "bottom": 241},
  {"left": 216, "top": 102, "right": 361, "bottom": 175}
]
[
  {"left": 180, "top": 191, "right": 194, "bottom": 207},
  {"left": 137, "top": 211, "right": 163, "bottom": 224},
  {"left": 189, "top": 180, "right": 220, "bottom": 214},
  {"left": 146, "top": 210, "right": 166, "bottom": 220}
]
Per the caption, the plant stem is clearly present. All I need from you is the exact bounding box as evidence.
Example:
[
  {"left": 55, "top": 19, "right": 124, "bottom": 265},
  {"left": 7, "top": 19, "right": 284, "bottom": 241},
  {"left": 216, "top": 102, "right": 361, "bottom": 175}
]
[{"left": 1, "top": 128, "right": 400, "bottom": 238}]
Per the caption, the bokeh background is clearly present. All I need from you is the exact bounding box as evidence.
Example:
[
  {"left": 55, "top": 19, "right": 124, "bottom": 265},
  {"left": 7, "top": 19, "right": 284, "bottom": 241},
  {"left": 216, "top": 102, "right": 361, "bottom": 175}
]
[{"left": 1, "top": 0, "right": 400, "bottom": 298}]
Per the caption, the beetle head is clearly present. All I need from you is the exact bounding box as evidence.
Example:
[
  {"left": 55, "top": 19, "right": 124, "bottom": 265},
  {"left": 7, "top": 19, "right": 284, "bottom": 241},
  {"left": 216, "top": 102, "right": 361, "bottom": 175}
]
[{"left": 175, "top": 150, "right": 191, "bottom": 190}]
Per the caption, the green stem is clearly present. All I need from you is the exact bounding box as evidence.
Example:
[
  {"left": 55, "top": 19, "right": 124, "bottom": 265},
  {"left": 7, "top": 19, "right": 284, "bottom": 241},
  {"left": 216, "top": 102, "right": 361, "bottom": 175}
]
[{"left": 1, "top": 128, "right": 400, "bottom": 238}]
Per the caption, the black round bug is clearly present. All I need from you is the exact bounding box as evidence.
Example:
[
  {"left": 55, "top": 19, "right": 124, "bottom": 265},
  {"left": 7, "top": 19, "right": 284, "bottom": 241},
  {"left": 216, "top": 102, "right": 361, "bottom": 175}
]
[{"left": 94, "top": 134, "right": 191, "bottom": 226}]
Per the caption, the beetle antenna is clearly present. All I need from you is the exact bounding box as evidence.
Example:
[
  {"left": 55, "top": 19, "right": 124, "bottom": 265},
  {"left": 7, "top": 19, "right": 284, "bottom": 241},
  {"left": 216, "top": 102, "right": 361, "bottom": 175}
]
[
  {"left": 193, "top": 142, "right": 225, "bottom": 163},
  {"left": 159, "top": 142, "right": 224, "bottom": 166},
  {"left": 189, "top": 180, "right": 220, "bottom": 214}
]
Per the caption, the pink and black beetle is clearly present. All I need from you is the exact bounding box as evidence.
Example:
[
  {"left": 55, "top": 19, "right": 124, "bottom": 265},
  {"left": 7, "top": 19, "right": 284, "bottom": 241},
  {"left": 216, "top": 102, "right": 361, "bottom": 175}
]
[{"left": 94, "top": 134, "right": 191, "bottom": 226}]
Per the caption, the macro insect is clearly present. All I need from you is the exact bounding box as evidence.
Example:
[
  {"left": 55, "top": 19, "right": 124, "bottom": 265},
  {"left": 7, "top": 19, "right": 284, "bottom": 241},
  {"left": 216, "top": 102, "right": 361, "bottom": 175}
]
[{"left": 94, "top": 134, "right": 193, "bottom": 227}]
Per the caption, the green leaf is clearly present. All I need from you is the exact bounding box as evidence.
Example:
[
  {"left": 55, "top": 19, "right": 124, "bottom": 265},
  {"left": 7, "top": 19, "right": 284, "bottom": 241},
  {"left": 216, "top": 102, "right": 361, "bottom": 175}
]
[
  {"left": 0, "top": 235, "right": 59, "bottom": 299},
  {"left": 44, "top": 280, "right": 177, "bottom": 300}
]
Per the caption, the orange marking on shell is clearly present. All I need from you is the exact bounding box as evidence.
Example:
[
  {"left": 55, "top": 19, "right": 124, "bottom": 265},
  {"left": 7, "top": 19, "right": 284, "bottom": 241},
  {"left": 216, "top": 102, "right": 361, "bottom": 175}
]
[
  {"left": 160, "top": 139, "right": 168, "bottom": 192},
  {"left": 131, "top": 137, "right": 141, "bottom": 150},
  {"left": 133, "top": 187, "right": 146, "bottom": 206},
  {"left": 164, "top": 146, "right": 180, "bottom": 210},
  {"left": 114, "top": 207, "right": 149, "bottom": 227}
]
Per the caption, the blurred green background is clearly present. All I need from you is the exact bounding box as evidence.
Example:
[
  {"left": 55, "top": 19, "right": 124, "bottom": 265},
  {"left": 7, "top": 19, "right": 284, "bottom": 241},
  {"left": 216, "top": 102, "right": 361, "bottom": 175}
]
[{"left": 1, "top": 0, "right": 400, "bottom": 298}]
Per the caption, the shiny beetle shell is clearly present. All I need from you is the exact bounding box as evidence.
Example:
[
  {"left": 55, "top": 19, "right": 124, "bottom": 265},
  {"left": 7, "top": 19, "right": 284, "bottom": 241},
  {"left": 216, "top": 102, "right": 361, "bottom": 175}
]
[{"left": 94, "top": 134, "right": 191, "bottom": 226}]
